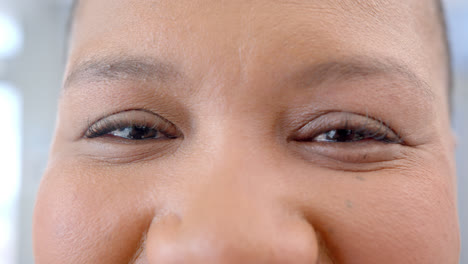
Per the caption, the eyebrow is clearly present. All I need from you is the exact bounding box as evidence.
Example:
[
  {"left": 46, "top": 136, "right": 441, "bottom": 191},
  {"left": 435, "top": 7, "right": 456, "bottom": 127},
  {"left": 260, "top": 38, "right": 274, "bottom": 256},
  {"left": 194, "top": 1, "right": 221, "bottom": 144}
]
[
  {"left": 63, "top": 56, "right": 182, "bottom": 89},
  {"left": 64, "top": 55, "right": 434, "bottom": 101},
  {"left": 294, "top": 57, "right": 434, "bottom": 101}
]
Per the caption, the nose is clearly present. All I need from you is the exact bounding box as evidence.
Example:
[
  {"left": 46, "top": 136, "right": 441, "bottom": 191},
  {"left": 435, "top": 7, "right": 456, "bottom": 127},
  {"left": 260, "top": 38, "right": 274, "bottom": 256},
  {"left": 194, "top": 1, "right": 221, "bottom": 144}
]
[{"left": 145, "top": 182, "right": 320, "bottom": 263}]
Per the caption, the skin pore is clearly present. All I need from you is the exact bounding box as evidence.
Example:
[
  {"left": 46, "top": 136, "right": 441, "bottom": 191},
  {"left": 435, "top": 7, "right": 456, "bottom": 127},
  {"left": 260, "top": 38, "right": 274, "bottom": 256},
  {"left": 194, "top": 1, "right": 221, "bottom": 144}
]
[{"left": 33, "top": 0, "right": 459, "bottom": 263}]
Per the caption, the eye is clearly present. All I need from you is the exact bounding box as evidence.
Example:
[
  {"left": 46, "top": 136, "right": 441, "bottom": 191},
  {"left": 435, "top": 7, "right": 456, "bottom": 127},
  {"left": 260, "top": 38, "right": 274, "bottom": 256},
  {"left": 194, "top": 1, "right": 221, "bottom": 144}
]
[
  {"left": 85, "top": 110, "right": 181, "bottom": 141},
  {"left": 101, "top": 125, "right": 168, "bottom": 140},
  {"left": 289, "top": 112, "right": 405, "bottom": 166},
  {"left": 313, "top": 127, "right": 397, "bottom": 143},
  {"left": 294, "top": 112, "right": 403, "bottom": 144}
]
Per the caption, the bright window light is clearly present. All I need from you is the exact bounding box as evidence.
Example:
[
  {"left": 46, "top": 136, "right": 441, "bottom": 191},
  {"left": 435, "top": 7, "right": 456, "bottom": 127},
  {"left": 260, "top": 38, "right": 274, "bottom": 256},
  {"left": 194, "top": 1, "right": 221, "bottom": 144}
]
[
  {"left": 0, "top": 82, "right": 22, "bottom": 264},
  {"left": 0, "top": 14, "right": 23, "bottom": 59}
]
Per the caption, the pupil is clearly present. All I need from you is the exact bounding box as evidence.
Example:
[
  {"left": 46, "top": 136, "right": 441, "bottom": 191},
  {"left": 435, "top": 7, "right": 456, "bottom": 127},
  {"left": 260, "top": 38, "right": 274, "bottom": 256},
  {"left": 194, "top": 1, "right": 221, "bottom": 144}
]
[
  {"left": 327, "top": 129, "right": 363, "bottom": 142},
  {"left": 127, "top": 126, "right": 157, "bottom": 139}
]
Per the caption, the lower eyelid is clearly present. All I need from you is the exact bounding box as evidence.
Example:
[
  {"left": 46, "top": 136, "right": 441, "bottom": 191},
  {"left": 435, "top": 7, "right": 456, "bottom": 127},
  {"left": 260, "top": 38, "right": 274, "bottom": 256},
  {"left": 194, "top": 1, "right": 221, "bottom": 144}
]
[
  {"left": 291, "top": 140, "right": 405, "bottom": 165},
  {"left": 77, "top": 138, "right": 181, "bottom": 164}
]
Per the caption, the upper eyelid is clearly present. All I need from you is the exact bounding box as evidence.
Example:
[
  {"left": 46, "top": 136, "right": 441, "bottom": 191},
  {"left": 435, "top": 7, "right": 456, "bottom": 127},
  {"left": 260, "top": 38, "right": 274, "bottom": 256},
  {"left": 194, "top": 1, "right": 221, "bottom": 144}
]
[
  {"left": 296, "top": 111, "right": 376, "bottom": 132},
  {"left": 85, "top": 119, "right": 154, "bottom": 138},
  {"left": 83, "top": 109, "right": 178, "bottom": 138},
  {"left": 86, "top": 109, "right": 163, "bottom": 127}
]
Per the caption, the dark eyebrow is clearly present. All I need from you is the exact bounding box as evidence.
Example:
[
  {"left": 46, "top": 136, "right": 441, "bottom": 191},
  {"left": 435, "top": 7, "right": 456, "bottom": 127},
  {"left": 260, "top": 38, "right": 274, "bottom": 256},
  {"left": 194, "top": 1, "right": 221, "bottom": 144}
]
[
  {"left": 295, "top": 57, "right": 435, "bottom": 101},
  {"left": 64, "top": 55, "right": 434, "bottom": 102},
  {"left": 63, "top": 56, "right": 182, "bottom": 89}
]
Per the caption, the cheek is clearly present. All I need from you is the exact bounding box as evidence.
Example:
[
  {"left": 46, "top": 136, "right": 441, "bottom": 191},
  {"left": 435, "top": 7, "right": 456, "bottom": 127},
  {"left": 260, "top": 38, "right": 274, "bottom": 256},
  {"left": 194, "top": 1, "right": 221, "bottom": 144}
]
[
  {"left": 296, "top": 163, "right": 459, "bottom": 263},
  {"left": 33, "top": 160, "right": 157, "bottom": 263},
  {"left": 33, "top": 147, "right": 459, "bottom": 264}
]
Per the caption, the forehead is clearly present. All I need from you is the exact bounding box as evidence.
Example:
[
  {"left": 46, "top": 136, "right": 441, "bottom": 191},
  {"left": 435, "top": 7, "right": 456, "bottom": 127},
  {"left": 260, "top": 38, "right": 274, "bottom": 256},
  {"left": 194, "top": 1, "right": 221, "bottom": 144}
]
[{"left": 68, "top": 0, "right": 444, "bottom": 99}]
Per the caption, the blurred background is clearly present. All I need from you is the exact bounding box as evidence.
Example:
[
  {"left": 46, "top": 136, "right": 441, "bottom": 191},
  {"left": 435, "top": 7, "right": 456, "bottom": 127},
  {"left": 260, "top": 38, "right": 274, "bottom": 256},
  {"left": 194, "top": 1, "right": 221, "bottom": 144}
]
[{"left": 0, "top": 0, "right": 466, "bottom": 263}]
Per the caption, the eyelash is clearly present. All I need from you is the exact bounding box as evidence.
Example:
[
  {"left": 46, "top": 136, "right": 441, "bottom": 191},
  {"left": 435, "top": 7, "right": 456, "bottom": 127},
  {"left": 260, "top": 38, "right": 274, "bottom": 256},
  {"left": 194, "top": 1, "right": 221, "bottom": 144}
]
[
  {"left": 294, "top": 113, "right": 403, "bottom": 144},
  {"left": 85, "top": 115, "right": 178, "bottom": 140},
  {"left": 314, "top": 125, "right": 400, "bottom": 143},
  {"left": 85, "top": 111, "right": 402, "bottom": 145}
]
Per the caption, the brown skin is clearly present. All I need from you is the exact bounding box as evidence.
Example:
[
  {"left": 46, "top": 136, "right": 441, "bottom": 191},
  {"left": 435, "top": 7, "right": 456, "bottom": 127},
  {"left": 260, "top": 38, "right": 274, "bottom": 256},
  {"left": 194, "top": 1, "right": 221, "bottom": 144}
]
[{"left": 33, "top": 0, "right": 459, "bottom": 263}]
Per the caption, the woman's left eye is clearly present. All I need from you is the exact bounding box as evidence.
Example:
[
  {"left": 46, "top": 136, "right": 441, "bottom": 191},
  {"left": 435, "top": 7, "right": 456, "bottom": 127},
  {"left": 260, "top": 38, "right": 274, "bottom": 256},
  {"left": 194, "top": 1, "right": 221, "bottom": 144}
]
[
  {"left": 293, "top": 112, "right": 403, "bottom": 145},
  {"left": 313, "top": 128, "right": 396, "bottom": 143},
  {"left": 314, "top": 129, "right": 366, "bottom": 143}
]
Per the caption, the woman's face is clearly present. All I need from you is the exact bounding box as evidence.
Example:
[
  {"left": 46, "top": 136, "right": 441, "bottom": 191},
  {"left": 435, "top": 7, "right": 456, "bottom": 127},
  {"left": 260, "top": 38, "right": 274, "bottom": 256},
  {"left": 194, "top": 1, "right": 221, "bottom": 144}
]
[{"left": 33, "top": 0, "right": 459, "bottom": 263}]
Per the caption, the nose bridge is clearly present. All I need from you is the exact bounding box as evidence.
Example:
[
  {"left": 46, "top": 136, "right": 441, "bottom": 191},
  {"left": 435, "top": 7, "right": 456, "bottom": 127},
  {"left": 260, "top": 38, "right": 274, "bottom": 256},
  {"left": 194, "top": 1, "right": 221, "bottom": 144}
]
[
  {"left": 195, "top": 137, "right": 280, "bottom": 220},
  {"left": 186, "top": 161, "right": 272, "bottom": 228},
  {"left": 174, "top": 114, "right": 287, "bottom": 238},
  {"left": 187, "top": 113, "right": 279, "bottom": 198},
  {"left": 177, "top": 144, "right": 278, "bottom": 240}
]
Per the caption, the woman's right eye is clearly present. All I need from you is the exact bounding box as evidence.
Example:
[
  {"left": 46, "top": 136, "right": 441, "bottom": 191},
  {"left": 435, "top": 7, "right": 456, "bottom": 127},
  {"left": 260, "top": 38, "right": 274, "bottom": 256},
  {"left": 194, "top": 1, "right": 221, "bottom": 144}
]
[
  {"left": 93, "top": 125, "right": 172, "bottom": 140},
  {"left": 84, "top": 110, "right": 181, "bottom": 141}
]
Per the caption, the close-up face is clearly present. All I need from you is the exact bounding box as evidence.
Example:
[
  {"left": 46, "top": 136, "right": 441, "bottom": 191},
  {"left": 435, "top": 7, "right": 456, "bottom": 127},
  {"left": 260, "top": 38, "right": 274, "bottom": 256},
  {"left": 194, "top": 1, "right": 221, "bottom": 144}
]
[{"left": 33, "top": 0, "right": 460, "bottom": 263}]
